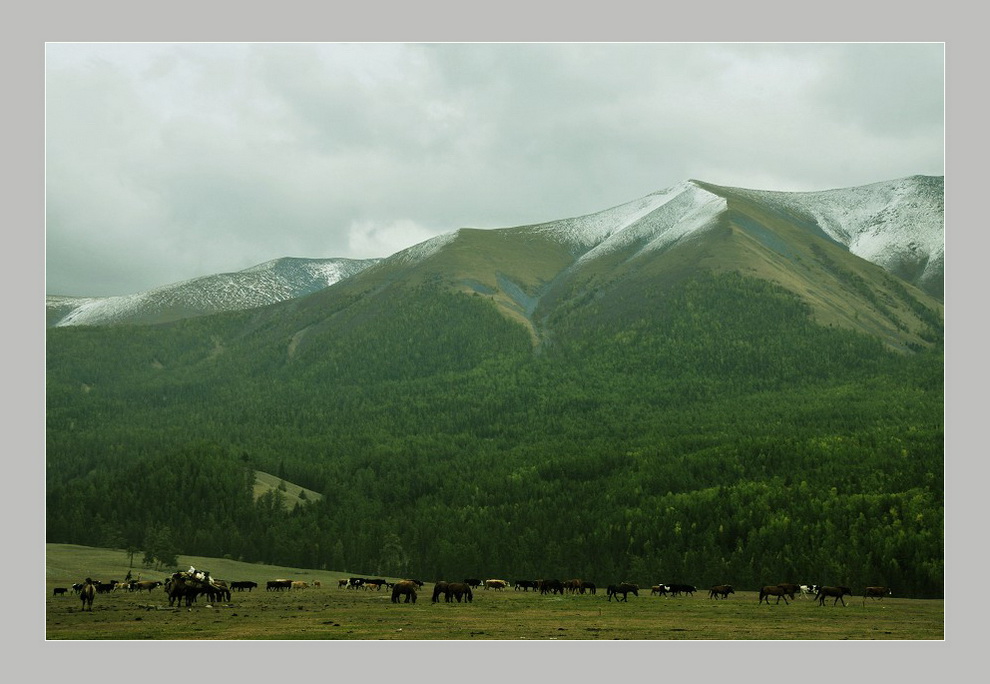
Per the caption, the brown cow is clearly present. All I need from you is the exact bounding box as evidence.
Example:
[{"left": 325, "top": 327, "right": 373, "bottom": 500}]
[
  {"left": 709, "top": 584, "right": 735, "bottom": 599},
  {"left": 484, "top": 579, "right": 508, "bottom": 591},
  {"left": 131, "top": 580, "right": 162, "bottom": 592},
  {"left": 863, "top": 586, "right": 891, "bottom": 605}
]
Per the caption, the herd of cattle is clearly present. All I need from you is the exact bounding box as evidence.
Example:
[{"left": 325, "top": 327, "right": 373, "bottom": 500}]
[{"left": 52, "top": 575, "right": 894, "bottom": 610}]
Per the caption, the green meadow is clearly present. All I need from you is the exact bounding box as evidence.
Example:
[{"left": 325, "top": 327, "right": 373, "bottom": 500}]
[{"left": 46, "top": 544, "right": 942, "bottom": 641}]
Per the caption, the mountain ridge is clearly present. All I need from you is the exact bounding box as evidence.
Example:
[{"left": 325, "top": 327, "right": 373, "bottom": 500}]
[{"left": 46, "top": 175, "right": 943, "bottom": 337}]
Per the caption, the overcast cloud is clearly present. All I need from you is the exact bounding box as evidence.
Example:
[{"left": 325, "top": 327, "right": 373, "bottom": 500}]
[{"left": 45, "top": 42, "right": 944, "bottom": 297}]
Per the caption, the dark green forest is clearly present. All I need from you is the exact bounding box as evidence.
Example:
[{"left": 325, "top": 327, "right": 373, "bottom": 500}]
[{"left": 46, "top": 271, "right": 944, "bottom": 596}]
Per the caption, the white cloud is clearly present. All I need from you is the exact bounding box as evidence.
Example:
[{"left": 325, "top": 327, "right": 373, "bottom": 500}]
[{"left": 45, "top": 42, "right": 944, "bottom": 296}]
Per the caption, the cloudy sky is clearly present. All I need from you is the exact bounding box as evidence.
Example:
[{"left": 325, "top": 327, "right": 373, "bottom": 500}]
[{"left": 45, "top": 42, "right": 944, "bottom": 297}]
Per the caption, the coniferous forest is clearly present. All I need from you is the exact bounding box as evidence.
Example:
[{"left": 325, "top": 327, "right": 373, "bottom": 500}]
[{"left": 46, "top": 271, "right": 944, "bottom": 596}]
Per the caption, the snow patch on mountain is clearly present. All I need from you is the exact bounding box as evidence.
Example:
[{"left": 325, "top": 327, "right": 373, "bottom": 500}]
[
  {"left": 723, "top": 175, "right": 944, "bottom": 292},
  {"left": 575, "top": 183, "right": 727, "bottom": 264},
  {"left": 48, "top": 257, "right": 379, "bottom": 327},
  {"left": 531, "top": 181, "right": 699, "bottom": 250}
]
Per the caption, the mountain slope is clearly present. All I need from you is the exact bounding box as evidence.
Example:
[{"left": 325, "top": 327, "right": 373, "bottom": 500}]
[
  {"left": 46, "top": 256, "right": 380, "bottom": 327},
  {"left": 297, "top": 176, "right": 942, "bottom": 352}
]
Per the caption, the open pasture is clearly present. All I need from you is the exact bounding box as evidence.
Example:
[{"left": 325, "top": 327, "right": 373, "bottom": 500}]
[
  {"left": 46, "top": 544, "right": 944, "bottom": 640},
  {"left": 46, "top": 545, "right": 943, "bottom": 640}
]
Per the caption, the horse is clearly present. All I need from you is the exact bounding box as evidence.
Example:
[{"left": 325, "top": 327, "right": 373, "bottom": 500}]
[
  {"left": 432, "top": 581, "right": 450, "bottom": 603},
  {"left": 445, "top": 582, "right": 474, "bottom": 603},
  {"left": 607, "top": 583, "right": 639, "bottom": 602},
  {"left": 775, "top": 583, "right": 800, "bottom": 600},
  {"left": 79, "top": 578, "right": 96, "bottom": 611},
  {"left": 863, "top": 586, "right": 891, "bottom": 605},
  {"left": 391, "top": 580, "right": 417, "bottom": 603},
  {"left": 564, "top": 579, "right": 583, "bottom": 594},
  {"left": 582, "top": 581, "right": 597, "bottom": 595},
  {"left": 709, "top": 584, "right": 734, "bottom": 599},
  {"left": 816, "top": 586, "right": 853, "bottom": 606},
  {"left": 759, "top": 585, "right": 790, "bottom": 605}
]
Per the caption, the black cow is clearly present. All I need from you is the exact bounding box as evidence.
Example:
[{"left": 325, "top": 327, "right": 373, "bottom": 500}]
[
  {"left": 266, "top": 579, "right": 292, "bottom": 591},
  {"left": 540, "top": 579, "right": 564, "bottom": 595},
  {"left": 514, "top": 579, "right": 538, "bottom": 591},
  {"left": 231, "top": 581, "right": 258, "bottom": 592},
  {"left": 52, "top": 587, "right": 68, "bottom": 597},
  {"left": 667, "top": 583, "right": 696, "bottom": 596}
]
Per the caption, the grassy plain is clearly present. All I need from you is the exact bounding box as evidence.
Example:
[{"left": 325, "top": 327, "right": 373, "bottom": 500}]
[{"left": 45, "top": 544, "right": 943, "bottom": 641}]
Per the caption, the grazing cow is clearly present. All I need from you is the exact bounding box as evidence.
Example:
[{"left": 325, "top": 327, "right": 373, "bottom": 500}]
[
  {"left": 709, "top": 585, "right": 735, "bottom": 599},
  {"left": 484, "top": 579, "right": 508, "bottom": 591},
  {"left": 863, "top": 586, "right": 892, "bottom": 605},
  {"left": 759, "top": 585, "right": 791, "bottom": 605},
  {"left": 444, "top": 582, "right": 474, "bottom": 603},
  {"left": 291, "top": 581, "right": 309, "bottom": 590},
  {"left": 391, "top": 580, "right": 418, "bottom": 604},
  {"left": 230, "top": 581, "right": 258, "bottom": 592},
  {"left": 816, "top": 586, "right": 853, "bottom": 607},
  {"left": 53, "top": 587, "right": 68, "bottom": 597},
  {"left": 79, "top": 578, "right": 96, "bottom": 611},
  {"left": 266, "top": 579, "right": 292, "bottom": 592},
  {"left": 432, "top": 581, "right": 450, "bottom": 603},
  {"left": 607, "top": 583, "right": 639, "bottom": 602}
]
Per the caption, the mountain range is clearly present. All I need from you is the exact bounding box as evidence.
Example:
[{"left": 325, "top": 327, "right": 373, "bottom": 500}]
[
  {"left": 45, "top": 174, "right": 945, "bottom": 594},
  {"left": 47, "top": 175, "right": 943, "bottom": 351}
]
